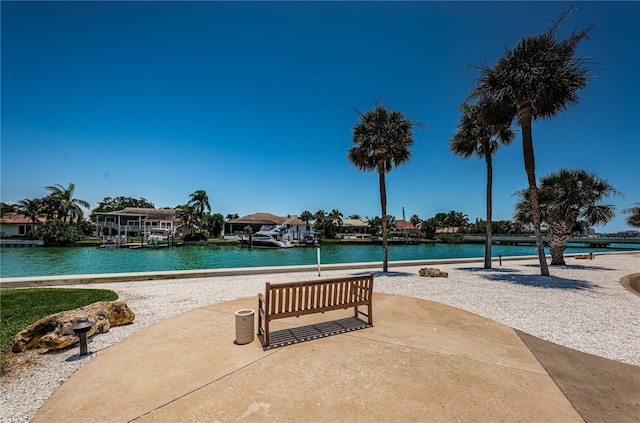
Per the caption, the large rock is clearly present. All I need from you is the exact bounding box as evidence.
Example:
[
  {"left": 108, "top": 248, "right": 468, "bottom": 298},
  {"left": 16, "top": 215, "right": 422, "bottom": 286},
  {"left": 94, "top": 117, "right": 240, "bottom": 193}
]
[
  {"left": 419, "top": 267, "right": 448, "bottom": 278},
  {"left": 11, "top": 301, "right": 135, "bottom": 352}
]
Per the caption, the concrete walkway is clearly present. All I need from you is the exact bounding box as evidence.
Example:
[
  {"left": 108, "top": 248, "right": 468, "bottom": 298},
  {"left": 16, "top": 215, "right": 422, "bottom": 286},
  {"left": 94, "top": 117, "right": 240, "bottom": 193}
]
[{"left": 33, "top": 293, "right": 583, "bottom": 422}]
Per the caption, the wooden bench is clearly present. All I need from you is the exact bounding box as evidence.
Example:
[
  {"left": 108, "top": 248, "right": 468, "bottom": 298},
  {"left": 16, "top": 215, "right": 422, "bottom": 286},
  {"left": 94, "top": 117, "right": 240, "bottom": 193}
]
[{"left": 258, "top": 274, "right": 374, "bottom": 349}]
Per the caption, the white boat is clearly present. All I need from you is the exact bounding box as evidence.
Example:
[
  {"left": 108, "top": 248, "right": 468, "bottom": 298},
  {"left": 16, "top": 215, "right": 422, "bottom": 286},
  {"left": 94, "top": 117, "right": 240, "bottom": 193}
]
[
  {"left": 299, "top": 234, "right": 319, "bottom": 246},
  {"left": 145, "top": 228, "right": 171, "bottom": 248},
  {"left": 242, "top": 225, "right": 293, "bottom": 248}
]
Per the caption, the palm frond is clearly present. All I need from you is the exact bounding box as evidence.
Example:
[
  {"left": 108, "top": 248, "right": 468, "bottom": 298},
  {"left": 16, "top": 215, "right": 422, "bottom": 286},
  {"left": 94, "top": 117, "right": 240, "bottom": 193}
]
[{"left": 349, "top": 104, "right": 420, "bottom": 173}]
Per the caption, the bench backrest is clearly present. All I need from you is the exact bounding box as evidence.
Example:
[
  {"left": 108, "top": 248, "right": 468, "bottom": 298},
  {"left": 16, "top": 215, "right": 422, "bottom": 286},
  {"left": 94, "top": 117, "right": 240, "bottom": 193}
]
[{"left": 264, "top": 274, "right": 373, "bottom": 320}]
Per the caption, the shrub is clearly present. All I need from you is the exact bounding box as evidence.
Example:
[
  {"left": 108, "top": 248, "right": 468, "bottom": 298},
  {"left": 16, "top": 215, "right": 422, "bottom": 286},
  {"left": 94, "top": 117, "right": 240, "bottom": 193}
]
[
  {"left": 35, "top": 220, "right": 83, "bottom": 245},
  {"left": 184, "top": 232, "right": 208, "bottom": 242},
  {"left": 75, "top": 220, "right": 95, "bottom": 236},
  {"left": 437, "top": 233, "right": 464, "bottom": 244}
]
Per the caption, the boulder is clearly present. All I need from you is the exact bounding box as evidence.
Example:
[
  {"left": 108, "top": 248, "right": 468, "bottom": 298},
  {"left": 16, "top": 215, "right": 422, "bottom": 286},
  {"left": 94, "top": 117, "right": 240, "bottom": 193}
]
[
  {"left": 419, "top": 267, "right": 448, "bottom": 278},
  {"left": 12, "top": 301, "right": 135, "bottom": 352}
]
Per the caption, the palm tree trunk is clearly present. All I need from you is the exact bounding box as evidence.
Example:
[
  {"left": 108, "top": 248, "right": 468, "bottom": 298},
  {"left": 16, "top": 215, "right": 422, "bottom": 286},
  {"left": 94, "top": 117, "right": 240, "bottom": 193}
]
[
  {"left": 378, "top": 159, "right": 388, "bottom": 273},
  {"left": 484, "top": 148, "right": 493, "bottom": 269},
  {"left": 547, "top": 220, "right": 571, "bottom": 265},
  {"left": 519, "top": 103, "right": 550, "bottom": 276}
]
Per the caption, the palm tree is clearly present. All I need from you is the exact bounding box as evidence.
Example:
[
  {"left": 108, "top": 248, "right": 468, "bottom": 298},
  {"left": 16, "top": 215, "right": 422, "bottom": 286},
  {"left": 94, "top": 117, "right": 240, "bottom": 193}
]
[
  {"left": 368, "top": 216, "right": 381, "bottom": 236},
  {"left": 203, "top": 213, "right": 225, "bottom": 237},
  {"left": 348, "top": 102, "right": 421, "bottom": 272},
  {"left": 506, "top": 220, "right": 525, "bottom": 235},
  {"left": 440, "top": 210, "right": 469, "bottom": 231},
  {"left": 421, "top": 217, "right": 438, "bottom": 240},
  {"left": 299, "top": 210, "right": 313, "bottom": 233},
  {"left": 328, "top": 209, "right": 344, "bottom": 238},
  {"left": 310, "top": 209, "right": 342, "bottom": 238},
  {"left": 188, "top": 190, "right": 211, "bottom": 234},
  {"left": 386, "top": 215, "right": 398, "bottom": 233},
  {"left": 514, "top": 169, "right": 619, "bottom": 265},
  {"left": 408, "top": 214, "right": 422, "bottom": 241},
  {"left": 623, "top": 203, "right": 640, "bottom": 228},
  {"left": 242, "top": 225, "right": 254, "bottom": 247},
  {"left": 313, "top": 210, "right": 323, "bottom": 237},
  {"left": 409, "top": 214, "right": 421, "bottom": 228},
  {"left": 177, "top": 204, "right": 197, "bottom": 236},
  {"left": 44, "top": 183, "right": 90, "bottom": 222},
  {"left": 1, "top": 202, "right": 17, "bottom": 216},
  {"left": 42, "top": 189, "right": 64, "bottom": 219},
  {"left": 450, "top": 102, "right": 514, "bottom": 268},
  {"left": 16, "top": 198, "right": 43, "bottom": 233},
  {"left": 474, "top": 8, "right": 594, "bottom": 276}
]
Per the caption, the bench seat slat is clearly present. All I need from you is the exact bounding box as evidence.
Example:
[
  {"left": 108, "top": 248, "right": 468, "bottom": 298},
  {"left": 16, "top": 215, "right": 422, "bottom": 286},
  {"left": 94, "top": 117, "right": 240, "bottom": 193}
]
[{"left": 269, "top": 301, "right": 372, "bottom": 320}]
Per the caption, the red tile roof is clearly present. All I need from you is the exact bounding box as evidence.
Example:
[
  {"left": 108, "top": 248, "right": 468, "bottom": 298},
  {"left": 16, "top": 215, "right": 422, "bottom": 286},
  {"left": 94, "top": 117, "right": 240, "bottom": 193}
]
[
  {"left": 0, "top": 213, "right": 46, "bottom": 224},
  {"left": 396, "top": 220, "right": 418, "bottom": 230}
]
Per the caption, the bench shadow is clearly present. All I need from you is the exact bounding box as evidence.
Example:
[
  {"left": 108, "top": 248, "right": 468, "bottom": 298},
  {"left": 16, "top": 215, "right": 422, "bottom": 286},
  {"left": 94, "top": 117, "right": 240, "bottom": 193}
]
[{"left": 261, "top": 316, "right": 372, "bottom": 351}]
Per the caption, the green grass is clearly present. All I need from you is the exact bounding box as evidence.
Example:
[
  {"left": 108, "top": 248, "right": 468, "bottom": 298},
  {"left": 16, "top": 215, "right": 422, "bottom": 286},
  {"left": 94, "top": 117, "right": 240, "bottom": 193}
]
[{"left": 0, "top": 288, "right": 118, "bottom": 356}]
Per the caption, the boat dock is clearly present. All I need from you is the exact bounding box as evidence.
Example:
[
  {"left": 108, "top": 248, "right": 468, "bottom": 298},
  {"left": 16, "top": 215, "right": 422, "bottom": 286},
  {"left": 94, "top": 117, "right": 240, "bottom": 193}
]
[{"left": 0, "top": 239, "right": 44, "bottom": 247}]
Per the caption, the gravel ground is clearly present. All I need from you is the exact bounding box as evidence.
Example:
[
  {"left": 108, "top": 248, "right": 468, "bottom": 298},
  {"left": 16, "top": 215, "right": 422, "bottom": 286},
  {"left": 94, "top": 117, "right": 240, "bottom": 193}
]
[{"left": 1, "top": 252, "right": 639, "bottom": 423}]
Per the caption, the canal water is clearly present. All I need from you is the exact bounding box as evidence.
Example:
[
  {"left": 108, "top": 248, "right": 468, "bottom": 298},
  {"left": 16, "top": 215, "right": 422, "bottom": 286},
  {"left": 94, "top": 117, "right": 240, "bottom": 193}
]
[{"left": 1, "top": 242, "right": 637, "bottom": 278}]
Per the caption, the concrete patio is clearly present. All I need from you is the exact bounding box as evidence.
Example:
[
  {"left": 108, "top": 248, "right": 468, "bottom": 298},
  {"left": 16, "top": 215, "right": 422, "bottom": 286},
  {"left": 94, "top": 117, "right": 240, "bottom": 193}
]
[{"left": 32, "top": 293, "right": 593, "bottom": 422}]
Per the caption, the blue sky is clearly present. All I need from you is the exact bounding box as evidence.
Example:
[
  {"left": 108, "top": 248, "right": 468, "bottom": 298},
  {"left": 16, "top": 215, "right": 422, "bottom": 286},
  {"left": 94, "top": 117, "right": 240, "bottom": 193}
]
[{"left": 2, "top": 1, "right": 639, "bottom": 232}]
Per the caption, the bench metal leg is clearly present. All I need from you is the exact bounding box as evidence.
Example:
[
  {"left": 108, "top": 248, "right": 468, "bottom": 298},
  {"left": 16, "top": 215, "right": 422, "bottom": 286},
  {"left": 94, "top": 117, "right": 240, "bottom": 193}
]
[{"left": 258, "top": 297, "right": 269, "bottom": 347}]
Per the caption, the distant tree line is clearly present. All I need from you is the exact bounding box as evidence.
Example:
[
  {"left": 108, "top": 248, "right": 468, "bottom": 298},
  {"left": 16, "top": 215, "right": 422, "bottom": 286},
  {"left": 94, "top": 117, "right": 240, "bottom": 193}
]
[
  {"left": 1, "top": 186, "right": 235, "bottom": 245},
  {"left": 2, "top": 181, "right": 639, "bottom": 253}
]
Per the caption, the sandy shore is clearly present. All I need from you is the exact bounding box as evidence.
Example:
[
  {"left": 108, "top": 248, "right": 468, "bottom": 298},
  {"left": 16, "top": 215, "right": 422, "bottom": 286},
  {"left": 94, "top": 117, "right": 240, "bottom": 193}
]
[{"left": 1, "top": 252, "right": 639, "bottom": 423}]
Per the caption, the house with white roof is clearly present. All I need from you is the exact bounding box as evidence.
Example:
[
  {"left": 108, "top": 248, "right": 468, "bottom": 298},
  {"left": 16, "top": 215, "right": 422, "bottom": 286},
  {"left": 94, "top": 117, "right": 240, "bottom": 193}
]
[
  {"left": 94, "top": 207, "right": 184, "bottom": 239},
  {"left": 340, "top": 218, "right": 371, "bottom": 239},
  {"left": 225, "top": 212, "right": 309, "bottom": 240}
]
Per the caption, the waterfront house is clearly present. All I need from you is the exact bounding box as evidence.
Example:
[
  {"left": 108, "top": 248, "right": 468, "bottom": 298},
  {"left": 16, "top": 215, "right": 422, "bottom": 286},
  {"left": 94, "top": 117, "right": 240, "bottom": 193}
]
[
  {"left": 340, "top": 218, "right": 371, "bottom": 239},
  {"left": 392, "top": 219, "right": 421, "bottom": 240},
  {"left": 94, "top": 208, "right": 184, "bottom": 240},
  {"left": 0, "top": 213, "right": 46, "bottom": 238},
  {"left": 225, "top": 213, "right": 308, "bottom": 240}
]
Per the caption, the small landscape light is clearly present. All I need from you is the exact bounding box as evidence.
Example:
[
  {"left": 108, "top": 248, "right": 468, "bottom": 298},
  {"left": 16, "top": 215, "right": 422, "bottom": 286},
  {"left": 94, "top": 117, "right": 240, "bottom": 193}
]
[{"left": 70, "top": 317, "right": 96, "bottom": 356}]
